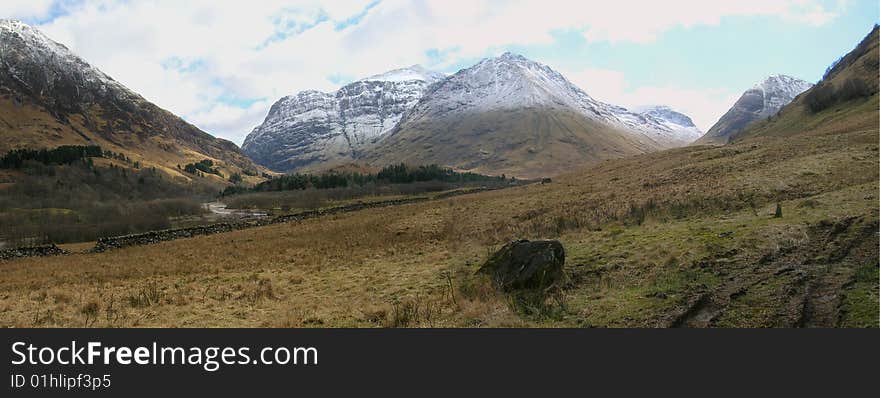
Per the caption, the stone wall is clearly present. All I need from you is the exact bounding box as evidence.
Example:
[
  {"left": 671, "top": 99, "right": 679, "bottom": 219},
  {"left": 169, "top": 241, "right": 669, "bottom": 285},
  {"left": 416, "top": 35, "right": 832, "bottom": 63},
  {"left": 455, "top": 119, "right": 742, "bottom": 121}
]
[
  {"left": 0, "top": 244, "right": 68, "bottom": 261},
  {"left": 5, "top": 185, "right": 511, "bottom": 259}
]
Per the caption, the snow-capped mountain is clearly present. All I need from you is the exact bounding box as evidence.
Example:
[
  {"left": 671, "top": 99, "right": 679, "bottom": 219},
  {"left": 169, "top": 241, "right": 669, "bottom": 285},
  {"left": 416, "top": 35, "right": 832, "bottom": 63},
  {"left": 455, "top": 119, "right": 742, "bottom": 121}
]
[
  {"left": 0, "top": 19, "right": 260, "bottom": 175},
  {"left": 394, "top": 53, "right": 699, "bottom": 145},
  {"left": 364, "top": 53, "right": 688, "bottom": 177},
  {"left": 697, "top": 75, "right": 812, "bottom": 144},
  {"left": 245, "top": 52, "right": 702, "bottom": 174},
  {"left": 242, "top": 65, "right": 444, "bottom": 171},
  {"left": 635, "top": 105, "right": 703, "bottom": 144}
]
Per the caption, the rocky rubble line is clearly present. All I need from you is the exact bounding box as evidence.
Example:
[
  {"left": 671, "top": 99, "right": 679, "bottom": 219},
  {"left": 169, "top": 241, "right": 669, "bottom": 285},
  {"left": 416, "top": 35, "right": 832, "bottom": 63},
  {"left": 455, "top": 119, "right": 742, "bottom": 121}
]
[
  {"left": 91, "top": 186, "right": 504, "bottom": 253},
  {"left": 0, "top": 186, "right": 507, "bottom": 262},
  {"left": 0, "top": 244, "right": 68, "bottom": 261}
]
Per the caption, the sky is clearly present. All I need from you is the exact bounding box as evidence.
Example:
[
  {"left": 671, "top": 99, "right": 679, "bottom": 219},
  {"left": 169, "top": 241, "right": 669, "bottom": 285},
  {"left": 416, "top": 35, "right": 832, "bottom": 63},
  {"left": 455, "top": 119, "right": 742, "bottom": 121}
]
[{"left": 2, "top": 0, "right": 877, "bottom": 145}]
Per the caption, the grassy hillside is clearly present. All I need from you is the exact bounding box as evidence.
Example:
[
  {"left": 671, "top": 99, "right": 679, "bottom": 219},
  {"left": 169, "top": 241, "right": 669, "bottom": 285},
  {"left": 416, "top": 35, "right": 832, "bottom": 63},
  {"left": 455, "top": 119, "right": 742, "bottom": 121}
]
[
  {"left": 0, "top": 93, "right": 265, "bottom": 187},
  {"left": 365, "top": 107, "right": 662, "bottom": 178}
]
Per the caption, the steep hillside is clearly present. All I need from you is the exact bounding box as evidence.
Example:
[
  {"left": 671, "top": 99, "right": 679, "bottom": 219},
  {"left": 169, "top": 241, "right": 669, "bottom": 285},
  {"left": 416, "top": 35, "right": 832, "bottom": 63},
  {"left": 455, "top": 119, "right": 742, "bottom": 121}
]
[
  {"left": 696, "top": 75, "right": 812, "bottom": 145},
  {"left": 365, "top": 106, "right": 658, "bottom": 178},
  {"left": 736, "top": 25, "right": 878, "bottom": 142},
  {"left": 0, "top": 19, "right": 263, "bottom": 182}
]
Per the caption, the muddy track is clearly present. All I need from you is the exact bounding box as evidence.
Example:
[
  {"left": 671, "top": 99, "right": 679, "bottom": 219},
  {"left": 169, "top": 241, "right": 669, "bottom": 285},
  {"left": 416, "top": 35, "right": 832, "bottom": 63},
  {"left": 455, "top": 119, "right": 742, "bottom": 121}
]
[{"left": 670, "top": 215, "right": 877, "bottom": 328}]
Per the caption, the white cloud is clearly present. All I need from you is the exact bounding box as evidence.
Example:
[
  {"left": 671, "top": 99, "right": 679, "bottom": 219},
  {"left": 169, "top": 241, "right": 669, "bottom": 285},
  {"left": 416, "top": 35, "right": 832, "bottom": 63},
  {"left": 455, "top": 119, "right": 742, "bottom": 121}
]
[
  {"left": 0, "top": 0, "right": 54, "bottom": 20},
  {"left": 565, "top": 68, "right": 741, "bottom": 131},
  {"left": 8, "top": 0, "right": 843, "bottom": 144},
  {"left": 187, "top": 100, "right": 273, "bottom": 145}
]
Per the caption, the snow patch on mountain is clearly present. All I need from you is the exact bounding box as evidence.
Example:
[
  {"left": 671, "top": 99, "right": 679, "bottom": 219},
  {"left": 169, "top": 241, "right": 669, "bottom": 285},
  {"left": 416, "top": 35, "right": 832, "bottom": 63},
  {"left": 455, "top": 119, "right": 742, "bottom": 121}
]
[
  {"left": 753, "top": 74, "right": 813, "bottom": 115},
  {"left": 634, "top": 105, "right": 703, "bottom": 143},
  {"left": 361, "top": 65, "right": 446, "bottom": 83},
  {"left": 0, "top": 19, "right": 137, "bottom": 101}
]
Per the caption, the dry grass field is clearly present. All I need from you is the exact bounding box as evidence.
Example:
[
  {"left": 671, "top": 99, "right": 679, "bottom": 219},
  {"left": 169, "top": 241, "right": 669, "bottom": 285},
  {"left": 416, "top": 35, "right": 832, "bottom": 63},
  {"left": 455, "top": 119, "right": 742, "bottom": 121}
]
[{"left": 2, "top": 94, "right": 876, "bottom": 327}]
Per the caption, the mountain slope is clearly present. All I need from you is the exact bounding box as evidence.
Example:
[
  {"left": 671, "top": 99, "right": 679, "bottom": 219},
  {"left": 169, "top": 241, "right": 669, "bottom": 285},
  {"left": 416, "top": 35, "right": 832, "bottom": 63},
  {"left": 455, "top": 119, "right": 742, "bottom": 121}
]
[
  {"left": 364, "top": 53, "right": 695, "bottom": 177},
  {"left": 367, "top": 107, "right": 659, "bottom": 178},
  {"left": 735, "top": 25, "right": 878, "bottom": 142},
  {"left": 0, "top": 19, "right": 262, "bottom": 181},
  {"left": 696, "top": 75, "right": 812, "bottom": 145},
  {"left": 242, "top": 65, "right": 444, "bottom": 171}
]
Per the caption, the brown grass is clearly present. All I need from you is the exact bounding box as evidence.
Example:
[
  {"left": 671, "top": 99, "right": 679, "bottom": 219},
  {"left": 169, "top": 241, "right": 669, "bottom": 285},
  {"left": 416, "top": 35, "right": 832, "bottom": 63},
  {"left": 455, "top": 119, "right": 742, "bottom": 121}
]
[{"left": 0, "top": 113, "right": 877, "bottom": 327}]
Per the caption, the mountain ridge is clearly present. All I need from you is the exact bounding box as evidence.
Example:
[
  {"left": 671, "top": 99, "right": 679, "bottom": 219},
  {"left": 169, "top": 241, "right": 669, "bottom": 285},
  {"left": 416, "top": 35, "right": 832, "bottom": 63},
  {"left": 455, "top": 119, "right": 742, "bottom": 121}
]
[
  {"left": 0, "top": 19, "right": 263, "bottom": 181},
  {"left": 244, "top": 52, "right": 703, "bottom": 175}
]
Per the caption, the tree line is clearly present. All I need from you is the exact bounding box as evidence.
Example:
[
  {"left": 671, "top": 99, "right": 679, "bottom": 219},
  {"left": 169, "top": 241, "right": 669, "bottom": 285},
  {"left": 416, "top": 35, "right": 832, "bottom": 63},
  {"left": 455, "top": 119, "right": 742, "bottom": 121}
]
[
  {"left": 221, "top": 163, "right": 504, "bottom": 196},
  {"left": 0, "top": 145, "right": 103, "bottom": 169}
]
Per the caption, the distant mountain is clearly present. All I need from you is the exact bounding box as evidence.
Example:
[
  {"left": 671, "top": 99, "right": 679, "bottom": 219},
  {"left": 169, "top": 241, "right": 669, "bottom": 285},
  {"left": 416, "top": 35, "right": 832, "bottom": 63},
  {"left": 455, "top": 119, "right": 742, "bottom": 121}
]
[
  {"left": 696, "top": 75, "right": 812, "bottom": 145},
  {"left": 363, "top": 53, "right": 696, "bottom": 177},
  {"left": 733, "top": 25, "right": 878, "bottom": 142},
  {"left": 248, "top": 52, "right": 702, "bottom": 176},
  {"left": 635, "top": 105, "right": 703, "bottom": 144},
  {"left": 242, "top": 65, "right": 445, "bottom": 171},
  {"left": 0, "top": 19, "right": 261, "bottom": 179}
]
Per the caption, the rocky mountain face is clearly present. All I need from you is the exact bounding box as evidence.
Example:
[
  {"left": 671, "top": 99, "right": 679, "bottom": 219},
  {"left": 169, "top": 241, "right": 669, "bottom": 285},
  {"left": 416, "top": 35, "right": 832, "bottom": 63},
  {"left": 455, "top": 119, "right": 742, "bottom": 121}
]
[
  {"left": 244, "top": 53, "right": 701, "bottom": 175},
  {"left": 697, "top": 75, "right": 812, "bottom": 144},
  {"left": 241, "top": 66, "right": 444, "bottom": 171},
  {"left": 0, "top": 19, "right": 261, "bottom": 178}
]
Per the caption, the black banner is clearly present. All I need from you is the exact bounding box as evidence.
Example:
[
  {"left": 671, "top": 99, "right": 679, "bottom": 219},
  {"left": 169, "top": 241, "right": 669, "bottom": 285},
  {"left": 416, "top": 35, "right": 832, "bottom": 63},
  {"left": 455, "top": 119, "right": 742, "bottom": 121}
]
[{"left": 1, "top": 329, "right": 877, "bottom": 396}]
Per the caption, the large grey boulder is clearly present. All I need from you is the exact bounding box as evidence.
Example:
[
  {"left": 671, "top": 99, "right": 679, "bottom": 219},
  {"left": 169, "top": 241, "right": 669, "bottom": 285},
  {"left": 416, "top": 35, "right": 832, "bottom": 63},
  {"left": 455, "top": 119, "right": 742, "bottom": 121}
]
[{"left": 478, "top": 239, "right": 565, "bottom": 290}]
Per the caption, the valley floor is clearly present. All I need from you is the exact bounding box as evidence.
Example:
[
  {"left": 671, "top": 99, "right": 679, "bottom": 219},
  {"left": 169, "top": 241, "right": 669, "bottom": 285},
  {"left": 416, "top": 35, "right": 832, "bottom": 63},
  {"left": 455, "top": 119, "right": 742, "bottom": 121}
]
[{"left": 1, "top": 124, "right": 877, "bottom": 328}]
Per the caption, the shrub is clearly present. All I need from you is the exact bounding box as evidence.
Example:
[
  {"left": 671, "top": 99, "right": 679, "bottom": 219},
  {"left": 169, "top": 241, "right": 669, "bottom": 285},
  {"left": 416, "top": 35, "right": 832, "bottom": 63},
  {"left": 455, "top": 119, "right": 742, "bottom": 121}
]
[
  {"left": 804, "top": 83, "right": 836, "bottom": 113},
  {"left": 837, "top": 77, "right": 872, "bottom": 101},
  {"left": 183, "top": 159, "right": 222, "bottom": 177}
]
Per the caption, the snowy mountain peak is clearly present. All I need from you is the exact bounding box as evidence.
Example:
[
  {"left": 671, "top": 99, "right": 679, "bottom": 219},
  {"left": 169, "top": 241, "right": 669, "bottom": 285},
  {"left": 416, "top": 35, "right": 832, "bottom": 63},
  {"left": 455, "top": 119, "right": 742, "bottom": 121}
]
[
  {"left": 498, "top": 51, "right": 528, "bottom": 61},
  {"left": 405, "top": 52, "right": 700, "bottom": 144},
  {"left": 1, "top": 19, "right": 71, "bottom": 61},
  {"left": 635, "top": 105, "right": 702, "bottom": 142},
  {"left": 637, "top": 105, "right": 697, "bottom": 128},
  {"left": 752, "top": 74, "right": 812, "bottom": 118},
  {"left": 753, "top": 74, "right": 812, "bottom": 96},
  {"left": 361, "top": 65, "right": 445, "bottom": 83}
]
